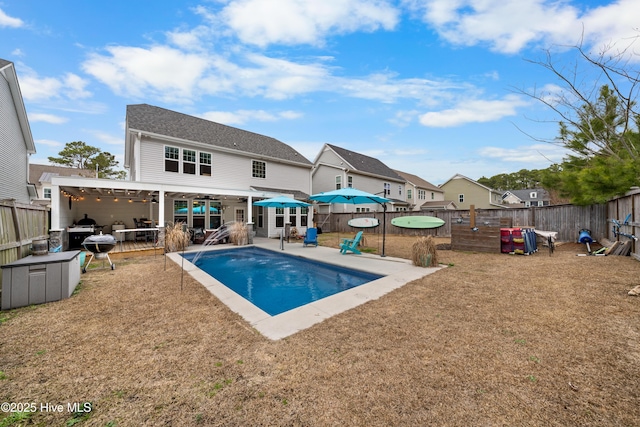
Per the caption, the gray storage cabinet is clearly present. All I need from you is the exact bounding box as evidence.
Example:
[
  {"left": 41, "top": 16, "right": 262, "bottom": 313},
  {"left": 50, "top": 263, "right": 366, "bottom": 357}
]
[{"left": 1, "top": 251, "right": 81, "bottom": 310}]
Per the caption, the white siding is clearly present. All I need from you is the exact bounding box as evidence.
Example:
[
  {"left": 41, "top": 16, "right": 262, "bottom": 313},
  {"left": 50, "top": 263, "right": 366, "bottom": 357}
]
[
  {"left": 0, "top": 74, "right": 30, "bottom": 203},
  {"left": 138, "top": 137, "right": 310, "bottom": 193}
]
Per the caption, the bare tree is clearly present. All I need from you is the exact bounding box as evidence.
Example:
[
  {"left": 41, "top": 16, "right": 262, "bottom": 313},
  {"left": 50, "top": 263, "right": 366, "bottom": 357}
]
[{"left": 517, "top": 34, "right": 640, "bottom": 162}]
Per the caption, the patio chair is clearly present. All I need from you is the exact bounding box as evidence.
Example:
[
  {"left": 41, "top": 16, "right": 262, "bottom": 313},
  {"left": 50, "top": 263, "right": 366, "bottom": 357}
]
[
  {"left": 303, "top": 227, "right": 318, "bottom": 247},
  {"left": 340, "top": 231, "right": 363, "bottom": 255}
]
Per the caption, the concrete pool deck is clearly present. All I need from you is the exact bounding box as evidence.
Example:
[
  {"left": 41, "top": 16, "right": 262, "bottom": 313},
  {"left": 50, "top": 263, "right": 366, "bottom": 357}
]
[{"left": 166, "top": 238, "right": 443, "bottom": 340}]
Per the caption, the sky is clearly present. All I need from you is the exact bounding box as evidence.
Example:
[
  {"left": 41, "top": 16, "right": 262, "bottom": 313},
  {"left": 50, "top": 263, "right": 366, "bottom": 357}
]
[{"left": 1, "top": 0, "right": 639, "bottom": 185}]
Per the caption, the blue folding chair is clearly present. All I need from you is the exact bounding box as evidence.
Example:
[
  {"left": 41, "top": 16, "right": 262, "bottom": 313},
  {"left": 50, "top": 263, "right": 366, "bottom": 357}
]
[{"left": 303, "top": 227, "right": 318, "bottom": 247}]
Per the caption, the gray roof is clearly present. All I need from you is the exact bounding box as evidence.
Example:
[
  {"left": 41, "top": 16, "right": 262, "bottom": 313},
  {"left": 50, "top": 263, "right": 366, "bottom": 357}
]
[
  {"left": 394, "top": 170, "right": 442, "bottom": 192},
  {"left": 326, "top": 144, "right": 403, "bottom": 181},
  {"left": 507, "top": 188, "right": 550, "bottom": 201},
  {"left": 29, "top": 164, "right": 94, "bottom": 184},
  {"left": 127, "top": 104, "right": 311, "bottom": 165},
  {"left": 0, "top": 59, "right": 11, "bottom": 68}
]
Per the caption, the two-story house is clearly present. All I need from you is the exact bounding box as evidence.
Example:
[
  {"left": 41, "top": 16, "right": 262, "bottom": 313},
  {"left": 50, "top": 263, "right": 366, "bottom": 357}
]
[
  {"left": 0, "top": 59, "right": 37, "bottom": 203},
  {"left": 502, "top": 188, "right": 551, "bottom": 207},
  {"left": 50, "top": 104, "right": 313, "bottom": 243},
  {"left": 311, "top": 144, "right": 407, "bottom": 213},
  {"left": 393, "top": 170, "right": 454, "bottom": 211},
  {"left": 439, "top": 173, "right": 505, "bottom": 210}
]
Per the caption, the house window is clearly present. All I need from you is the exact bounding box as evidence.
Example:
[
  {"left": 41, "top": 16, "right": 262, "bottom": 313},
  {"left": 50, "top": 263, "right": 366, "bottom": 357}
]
[
  {"left": 165, "top": 146, "right": 179, "bottom": 172},
  {"left": 183, "top": 149, "right": 196, "bottom": 174},
  {"left": 530, "top": 192, "right": 537, "bottom": 199},
  {"left": 407, "top": 189, "right": 412, "bottom": 200},
  {"left": 431, "top": 192, "right": 434, "bottom": 200},
  {"left": 347, "top": 176, "right": 353, "bottom": 188},
  {"left": 418, "top": 190, "right": 425, "bottom": 200},
  {"left": 384, "top": 182, "right": 390, "bottom": 196},
  {"left": 399, "top": 185, "right": 402, "bottom": 196},
  {"left": 275, "top": 207, "right": 284, "bottom": 227},
  {"left": 459, "top": 194, "right": 464, "bottom": 203},
  {"left": 43, "top": 187, "right": 51, "bottom": 199},
  {"left": 300, "top": 207, "right": 308, "bottom": 227},
  {"left": 289, "top": 207, "right": 297, "bottom": 227},
  {"left": 173, "top": 200, "right": 188, "bottom": 223},
  {"left": 200, "top": 152, "right": 212, "bottom": 176},
  {"left": 252, "top": 160, "right": 266, "bottom": 178},
  {"left": 335, "top": 176, "right": 342, "bottom": 190}
]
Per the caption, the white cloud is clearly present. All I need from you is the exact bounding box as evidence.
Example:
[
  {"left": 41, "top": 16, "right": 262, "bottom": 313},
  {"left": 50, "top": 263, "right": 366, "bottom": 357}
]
[
  {"left": 419, "top": 95, "right": 529, "bottom": 127},
  {"left": 0, "top": 8, "right": 24, "bottom": 28},
  {"left": 89, "top": 131, "right": 122, "bottom": 147},
  {"left": 82, "top": 45, "right": 210, "bottom": 102},
  {"left": 29, "top": 113, "right": 68, "bottom": 124},
  {"left": 17, "top": 67, "right": 91, "bottom": 102},
  {"left": 200, "top": 109, "right": 302, "bottom": 125},
  {"left": 407, "top": 0, "right": 640, "bottom": 55},
  {"left": 219, "top": 0, "right": 399, "bottom": 47},
  {"left": 478, "top": 143, "right": 569, "bottom": 164},
  {"left": 34, "top": 139, "right": 64, "bottom": 148}
]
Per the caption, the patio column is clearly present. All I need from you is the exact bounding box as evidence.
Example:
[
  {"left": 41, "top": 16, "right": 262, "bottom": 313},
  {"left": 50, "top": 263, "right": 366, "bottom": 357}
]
[
  {"left": 51, "top": 183, "right": 60, "bottom": 230},
  {"left": 246, "top": 196, "right": 253, "bottom": 224},
  {"left": 157, "top": 190, "right": 165, "bottom": 227}
]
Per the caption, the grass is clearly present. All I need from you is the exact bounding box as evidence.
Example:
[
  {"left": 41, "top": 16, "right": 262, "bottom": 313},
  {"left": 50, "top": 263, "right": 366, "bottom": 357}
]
[{"left": 0, "top": 235, "right": 639, "bottom": 425}]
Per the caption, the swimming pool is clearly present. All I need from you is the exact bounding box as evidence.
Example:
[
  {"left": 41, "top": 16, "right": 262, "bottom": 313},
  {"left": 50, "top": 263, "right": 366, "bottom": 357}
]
[{"left": 183, "top": 246, "right": 383, "bottom": 315}]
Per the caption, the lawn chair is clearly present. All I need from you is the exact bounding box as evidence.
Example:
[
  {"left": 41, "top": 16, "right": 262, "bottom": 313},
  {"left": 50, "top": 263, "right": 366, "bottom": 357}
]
[
  {"left": 340, "top": 231, "right": 363, "bottom": 254},
  {"left": 303, "top": 227, "right": 318, "bottom": 247}
]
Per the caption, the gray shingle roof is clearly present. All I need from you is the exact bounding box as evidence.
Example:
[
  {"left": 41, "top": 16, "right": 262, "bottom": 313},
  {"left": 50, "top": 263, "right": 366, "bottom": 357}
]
[
  {"left": 127, "top": 104, "right": 311, "bottom": 165},
  {"left": 326, "top": 144, "right": 403, "bottom": 181},
  {"left": 0, "top": 59, "right": 11, "bottom": 68},
  {"left": 394, "top": 170, "right": 442, "bottom": 192}
]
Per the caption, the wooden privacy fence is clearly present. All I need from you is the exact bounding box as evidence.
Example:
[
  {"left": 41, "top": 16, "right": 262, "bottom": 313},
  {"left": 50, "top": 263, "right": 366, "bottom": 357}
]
[
  {"left": 313, "top": 204, "right": 608, "bottom": 244},
  {"left": 606, "top": 188, "right": 640, "bottom": 261},
  {"left": 0, "top": 200, "right": 49, "bottom": 268}
]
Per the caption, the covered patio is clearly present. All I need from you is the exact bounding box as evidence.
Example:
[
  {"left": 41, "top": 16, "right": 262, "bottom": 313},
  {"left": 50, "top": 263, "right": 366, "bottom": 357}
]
[{"left": 49, "top": 175, "right": 293, "bottom": 252}]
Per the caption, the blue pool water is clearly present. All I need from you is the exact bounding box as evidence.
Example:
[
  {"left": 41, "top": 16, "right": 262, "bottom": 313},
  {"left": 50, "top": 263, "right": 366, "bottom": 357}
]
[{"left": 183, "top": 247, "right": 383, "bottom": 316}]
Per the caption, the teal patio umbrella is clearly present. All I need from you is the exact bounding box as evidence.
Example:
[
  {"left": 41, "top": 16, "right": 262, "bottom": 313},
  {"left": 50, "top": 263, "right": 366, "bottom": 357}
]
[
  {"left": 253, "top": 196, "right": 310, "bottom": 208},
  {"left": 309, "top": 188, "right": 390, "bottom": 256},
  {"left": 254, "top": 196, "right": 311, "bottom": 250}
]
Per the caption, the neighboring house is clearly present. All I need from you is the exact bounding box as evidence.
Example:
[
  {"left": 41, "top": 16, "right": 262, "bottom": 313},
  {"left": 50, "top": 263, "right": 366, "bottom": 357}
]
[
  {"left": 29, "top": 164, "right": 93, "bottom": 206},
  {"left": 439, "top": 173, "right": 505, "bottom": 210},
  {"left": 502, "top": 188, "right": 551, "bottom": 207},
  {"left": 50, "top": 104, "right": 313, "bottom": 242},
  {"left": 311, "top": 144, "right": 407, "bottom": 213},
  {"left": 394, "top": 170, "right": 448, "bottom": 211},
  {"left": 0, "top": 59, "right": 37, "bottom": 203},
  {"left": 419, "top": 200, "right": 458, "bottom": 211}
]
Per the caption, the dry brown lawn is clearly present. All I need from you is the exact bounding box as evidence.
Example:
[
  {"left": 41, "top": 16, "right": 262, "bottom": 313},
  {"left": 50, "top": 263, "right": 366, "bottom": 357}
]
[{"left": 1, "top": 234, "right": 639, "bottom": 426}]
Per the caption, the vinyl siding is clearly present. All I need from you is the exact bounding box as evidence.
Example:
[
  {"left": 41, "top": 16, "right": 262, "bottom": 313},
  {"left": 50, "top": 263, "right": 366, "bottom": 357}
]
[
  {"left": 138, "top": 137, "right": 311, "bottom": 193},
  {"left": 441, "top": 178, "right": 495, "bottom": 209},
  {"left": 0, "top": 74, "right": 30, "bottom": 203}
]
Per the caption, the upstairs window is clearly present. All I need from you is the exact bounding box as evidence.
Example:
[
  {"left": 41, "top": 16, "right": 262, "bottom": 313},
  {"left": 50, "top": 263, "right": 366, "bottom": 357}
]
[
  {"left": 43, "top": 187, "right": 51, "bottom": 199},
  {"left": 335, "top": 176, "right": 342, "bottom": 190},
  {"left": 530, "top": 191, "right": 538, "bottom": 199},
  {"left": 347, "top": 176, "right": 353, "bottom": 188},
  {"left": 183, "top": 149, "right": 196, "bottom": 174},
  {"left": 200, "top": 152, "right": 212, "bottom": 176},
  {"left": 399, "top": 185, "right": 402, "bottom": 196},
  {"left": 418, "top": 189, "right": 426, "bottom": 200},
  {"left": 384, "top": 182, "right": 391, "bottom": 196},
  {"left": 165, "top": 146, "right": 179, "bottom": 172},
  {"left": 459, "top": 194, "right": 464, "bottom": 203},
  {"left": 252, "top": 160, "right": 266, "bottom": 178},
  {"left": 407, "top": 189, "right": 412, "bottom": 200}
]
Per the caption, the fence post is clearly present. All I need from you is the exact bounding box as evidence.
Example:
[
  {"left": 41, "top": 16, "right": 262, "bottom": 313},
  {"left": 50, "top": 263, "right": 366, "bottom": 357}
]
[{"left": 10, "top": 201, "right": 23, "bottom": 258}]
